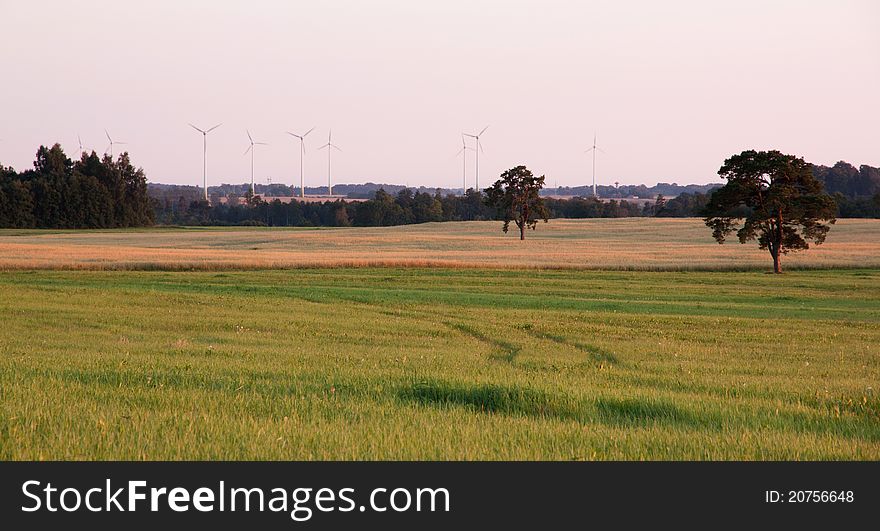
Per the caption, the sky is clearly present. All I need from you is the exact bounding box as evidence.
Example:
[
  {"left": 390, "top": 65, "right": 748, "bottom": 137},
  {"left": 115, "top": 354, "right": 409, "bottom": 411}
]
[{"left": 1, "top": 0, "right": 878, "bottom": 189}]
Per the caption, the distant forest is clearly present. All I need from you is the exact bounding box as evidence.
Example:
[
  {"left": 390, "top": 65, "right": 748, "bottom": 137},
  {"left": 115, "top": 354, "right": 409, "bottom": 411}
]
[
  {"left": 170, "top": 181, "right": 722, "bottom": 200},
  {"left": 154, "top": 188, "right": 713, "bottom": 227},
  {"left": 1, "top": 144, "right": 878, "bottom": 228}
]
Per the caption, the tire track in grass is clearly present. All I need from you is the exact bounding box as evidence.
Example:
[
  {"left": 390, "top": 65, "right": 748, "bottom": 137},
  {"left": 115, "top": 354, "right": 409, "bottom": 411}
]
[
  {"left": 215, "top": 282, "right": 584, "bottom": 369},
  {"left": 368, "top": 304, "right": 525, "bottom": 365},
  {"left": 444, "top": 322, "right": 521, "bottom": 364},
  {"left": 517, "top": 325, "right": 619, "bottom": 365}
]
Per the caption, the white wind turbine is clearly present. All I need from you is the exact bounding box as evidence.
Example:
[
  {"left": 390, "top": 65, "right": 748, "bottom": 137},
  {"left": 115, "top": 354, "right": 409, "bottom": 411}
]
[
  {"left": 189, "top": 123, "right": 222, "bottom": 201},
  {"left": 454, "top": 134, "right": 473, "bottom": 195},
  {"left": 462, "top": 125, "right": 488, "bottom": 190},
  {"left": 317, "top": 130, "right": 342, "bottom": 196},
  {"left": 104, "top": 130, "right": 127, "bottom": 158},
  {"left": 72, "top": 135, "right": 88, "bottom": 157},
  {"left": 286, "top": 127, "right": 316, "bottom": 198},
  {"left": 584, "top": 133, "right": 606, "bottom": 198},
  {"left": 244, "top": 130, "right": 268, "bottom": 195}
]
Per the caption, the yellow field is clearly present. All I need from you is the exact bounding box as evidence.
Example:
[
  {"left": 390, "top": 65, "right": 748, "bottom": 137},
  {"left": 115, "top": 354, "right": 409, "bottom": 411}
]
[{"left": 1, "top": 218, "right": 878, "bottom": 271}]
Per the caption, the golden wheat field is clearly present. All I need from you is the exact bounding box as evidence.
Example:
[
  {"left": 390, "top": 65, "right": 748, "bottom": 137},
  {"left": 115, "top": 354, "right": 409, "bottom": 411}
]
[{"left": 0, "top": 218, "right": 878, "bottom": 271}]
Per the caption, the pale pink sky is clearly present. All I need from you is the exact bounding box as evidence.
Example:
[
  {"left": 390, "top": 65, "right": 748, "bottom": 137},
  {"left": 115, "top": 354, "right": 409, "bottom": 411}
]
[{"left": 1, "top": 0, "right": 878, "bottom": 188}]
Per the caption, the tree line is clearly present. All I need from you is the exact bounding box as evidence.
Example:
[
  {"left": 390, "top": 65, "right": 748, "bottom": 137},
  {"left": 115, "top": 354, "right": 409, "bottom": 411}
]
[
  {"left": 2, "top": 144, "right": 878, "bottom": 229},
  {"left": 155, "top": 189, "right": 711, "bottom": 227},
  {"left": 156, "top": 188, "right": 495, "bottom": 227},
  {"left": 0, "top": 144, "right": 153, "bottom": 228}
]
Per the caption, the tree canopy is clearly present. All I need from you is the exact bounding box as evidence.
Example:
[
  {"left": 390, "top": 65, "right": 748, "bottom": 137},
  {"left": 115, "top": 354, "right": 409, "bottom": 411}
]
[
  {"left": 484, "top": 165, "right": 548, "bottom": 240},
  {"left": 704, "top": 150, "right": 837, "bottom": 273},
  {"left": 0, "top": 144, "right": 153, "bottom": 229}
]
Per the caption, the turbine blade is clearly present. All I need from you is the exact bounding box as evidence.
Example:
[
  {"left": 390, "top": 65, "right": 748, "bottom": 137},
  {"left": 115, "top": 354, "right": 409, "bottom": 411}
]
[
  {"left": 318, "top": 144, "right": 329, "bottom": 150},
  {"left": 479, "top": 125, "right": 489, "bottom": 136},
  {"left": 597, "top": 147, "right": 607, "bottom": 154},
  {"left": 255, "top": 142, "right": 268, "bottom": 145},
  {"left": 244, "top": 145, "right": 252, "bottom": 155},
  {"left": 247, "top": 130, "right": 253, "bottom": 143},
  {"left": 463, "top": 133, "right": 476, "bottom": 139},
  {"left": 303, "top": 126, "right": 315, "bottom": 137},
  {"left": 105, "top": 130, "right": 112, "bottom": 142},
  {"left": 332, "top": 145, "right": 342, "bottom": 152},
  {"left": 189, "top": 123, "right": 205, "bottom": 133},
  {"left": 207, "top": 123, "right": 222, "bottom": 133}
]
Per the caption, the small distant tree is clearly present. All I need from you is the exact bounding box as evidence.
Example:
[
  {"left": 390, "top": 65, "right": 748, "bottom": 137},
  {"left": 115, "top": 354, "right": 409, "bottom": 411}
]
[
  {"left": 704, "top": 150, "right": 837, "bottom": 273},
  {"left": 484, "top": 165, "right": 548, "bottom": 240},
  {"left": 244, "top": 188, "right": 259, "bottom": 207},
  {"left": 333, "top": 204, "right": 351, "bottom": 226},
  {"left": 653, "top": 194, "right": 666, "bottom": 216}
]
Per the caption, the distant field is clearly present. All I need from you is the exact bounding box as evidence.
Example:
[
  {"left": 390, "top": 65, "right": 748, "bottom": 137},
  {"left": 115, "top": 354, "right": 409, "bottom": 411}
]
[
  {"left": 1, "top": 268, "right": 878, "bottom": 459},
  {"left": 1, "top": 218, "right": 879, "bottom": 271}
]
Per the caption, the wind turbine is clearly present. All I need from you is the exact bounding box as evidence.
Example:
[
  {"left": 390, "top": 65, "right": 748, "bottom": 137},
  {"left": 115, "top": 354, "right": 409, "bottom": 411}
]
[
  {"left": 104, "top": 130, "right": 127, "bottom": 158},
  {"left": 454, "top": 134, "right": 472, "bottom": 195},
  {"left": 189, "top": 123, "right": 222, "bottom": 201},
  {"left": 286, "top": 127, "right": 315, "bottom": 198},
  {"left": 317, "top": 130, "right": 342, "bottom": 196},
  {"left": 584, "top": 133, "right": 606, "bottom": 198},
  {"left": 462, "top": 125, "right": 488, "bottom": 190},
  {"left": 244, "top": 130, "right": 268, "bottom": 195},
  {"left": 71, "top": 135, "right": 89, "bottom": 158}
]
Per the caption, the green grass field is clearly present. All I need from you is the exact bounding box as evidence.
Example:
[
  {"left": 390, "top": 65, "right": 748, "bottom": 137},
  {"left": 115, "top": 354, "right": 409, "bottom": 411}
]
[{"left": 2, "top": 267, "right": 878, "bottom": 460}]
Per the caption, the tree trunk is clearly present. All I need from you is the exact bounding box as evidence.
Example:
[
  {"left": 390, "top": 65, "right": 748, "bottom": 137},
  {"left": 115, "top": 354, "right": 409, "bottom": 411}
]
[
  {"left": 520, "top": 224, "right": 525, "bottom": 240},
  {"left": 773, "top": 210, "right": 783, "bottom": 274}
]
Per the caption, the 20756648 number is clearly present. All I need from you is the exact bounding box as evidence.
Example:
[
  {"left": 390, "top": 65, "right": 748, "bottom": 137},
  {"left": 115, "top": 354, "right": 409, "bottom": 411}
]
[{"left": 787, "top": 491, "right": 853, "bottom": 503}]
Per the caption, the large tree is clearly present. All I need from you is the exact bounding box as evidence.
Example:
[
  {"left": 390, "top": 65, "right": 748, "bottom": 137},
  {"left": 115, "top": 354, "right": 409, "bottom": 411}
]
[
  {"left": 484, "top": 165, "right": 548, "bottom": 240},
  {"left": 704, "top": 150, "right": 837, "bottom": 273}
]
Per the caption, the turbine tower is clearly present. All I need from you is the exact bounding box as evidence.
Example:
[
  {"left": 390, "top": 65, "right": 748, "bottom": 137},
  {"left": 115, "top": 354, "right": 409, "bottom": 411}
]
[
  {"left": 286, "top": 127, "right": 315, "bottom": 198},
  {"left": 244, "top": 130, "right": 268, "bottom": 195},
  {"left": 454, "top": 134, "right": 472, "bottom": 195},
  {"left": 584, "top": 133, "right": 606, "bottom": 198},
  {"left": 104, "top": 130, "right": 127, "bottom": 158},
  {"left": 317, "top": 130, "right": 342, "bottom": 196},
  {"left": 189, "top": 123, "right": 222, "bottom": 201},
  {"left": 462, "top": 125, "right": 488, "bottom": 190}
]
